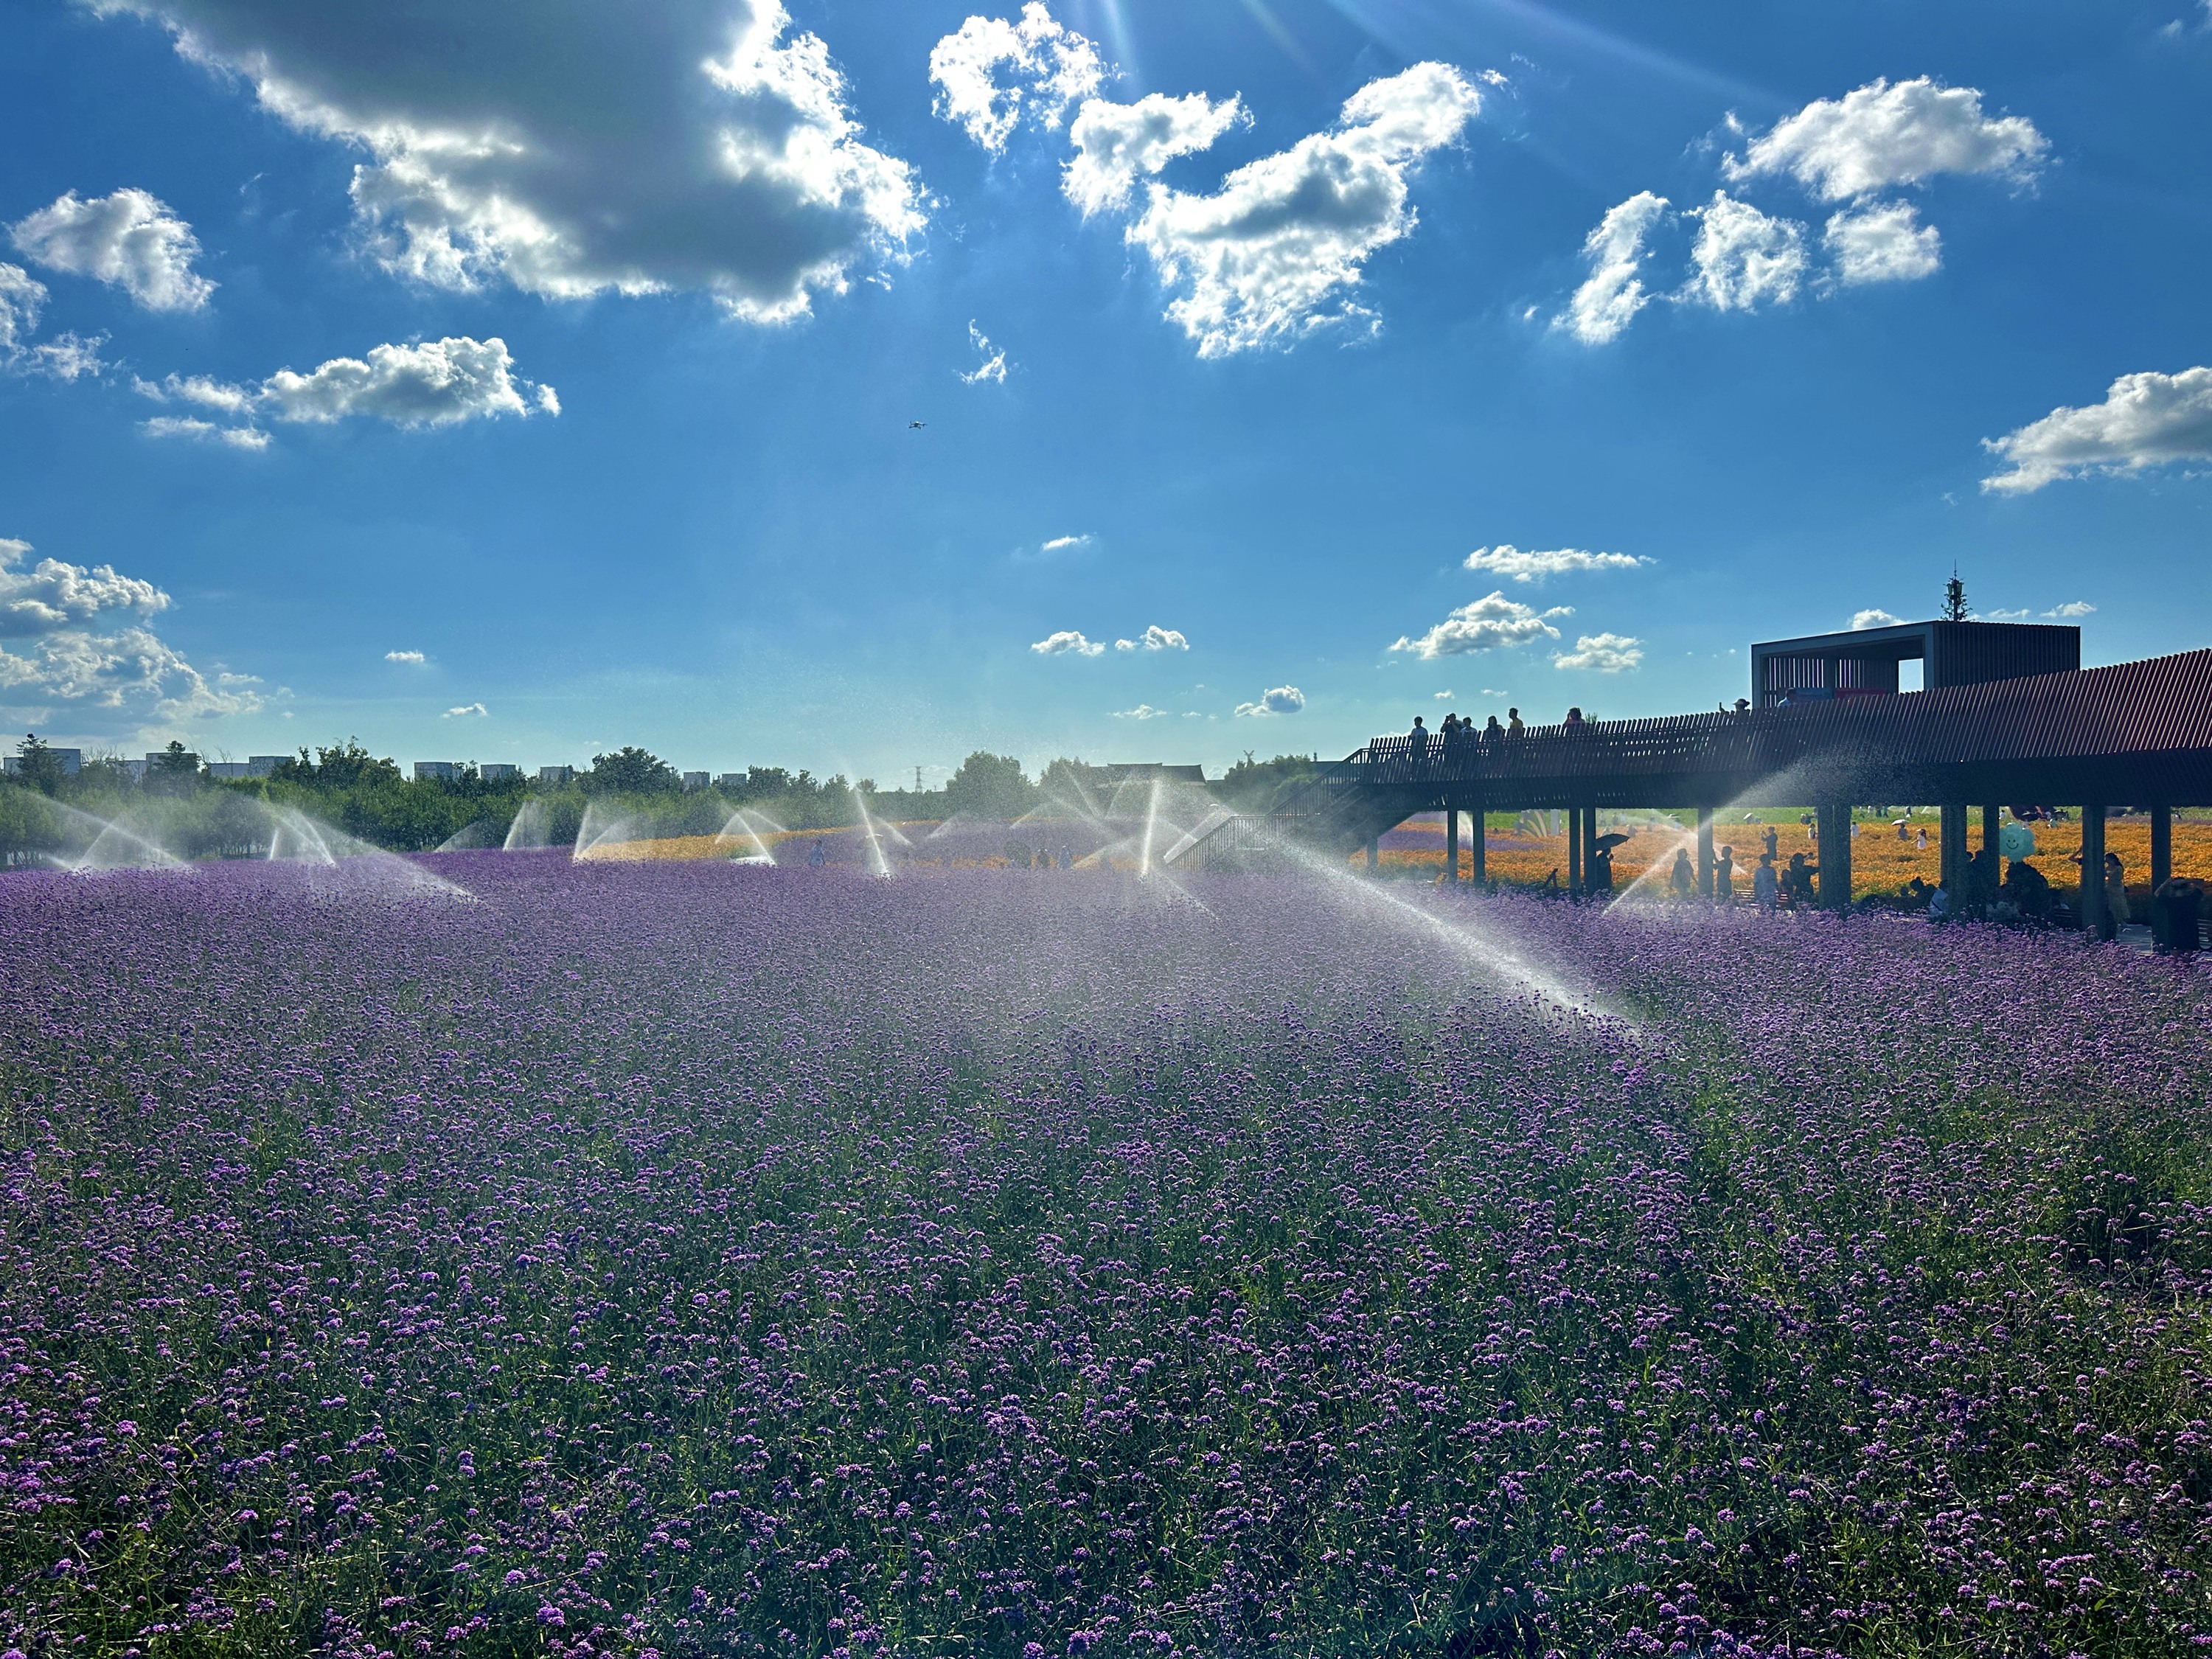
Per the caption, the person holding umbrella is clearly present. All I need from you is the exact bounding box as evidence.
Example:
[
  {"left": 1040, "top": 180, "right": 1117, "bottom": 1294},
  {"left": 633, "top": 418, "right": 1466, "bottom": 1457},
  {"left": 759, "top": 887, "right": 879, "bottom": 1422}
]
[{"left": 1590, "top": 829, "right": 1630, "bottom": 897}]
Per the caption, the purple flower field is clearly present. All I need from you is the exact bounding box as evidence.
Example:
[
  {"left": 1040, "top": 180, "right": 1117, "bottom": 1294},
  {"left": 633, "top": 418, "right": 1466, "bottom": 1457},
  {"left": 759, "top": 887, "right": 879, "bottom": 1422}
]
[{"left": 3, "top": 854, "right": 2210, "bottom": 1658}]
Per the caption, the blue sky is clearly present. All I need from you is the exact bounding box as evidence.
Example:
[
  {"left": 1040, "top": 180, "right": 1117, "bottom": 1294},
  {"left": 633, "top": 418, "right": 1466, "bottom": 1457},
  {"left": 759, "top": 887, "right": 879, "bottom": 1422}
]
[{"left": 1, "top": 0, "right": 2208, "bottom": 782}]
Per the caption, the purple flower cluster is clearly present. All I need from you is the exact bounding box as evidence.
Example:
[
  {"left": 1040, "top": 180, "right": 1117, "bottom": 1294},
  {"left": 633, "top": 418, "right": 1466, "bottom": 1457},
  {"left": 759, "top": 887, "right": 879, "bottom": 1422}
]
[{"left": 1, "top": 855, "right": 2208, "bottom": 1658}]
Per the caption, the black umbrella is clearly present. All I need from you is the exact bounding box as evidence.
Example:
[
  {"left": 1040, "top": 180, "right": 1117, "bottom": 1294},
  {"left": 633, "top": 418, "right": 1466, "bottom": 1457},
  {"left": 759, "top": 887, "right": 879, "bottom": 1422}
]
[{"left": 1592, "top": 832, "right": 1632, "bottom": 850}]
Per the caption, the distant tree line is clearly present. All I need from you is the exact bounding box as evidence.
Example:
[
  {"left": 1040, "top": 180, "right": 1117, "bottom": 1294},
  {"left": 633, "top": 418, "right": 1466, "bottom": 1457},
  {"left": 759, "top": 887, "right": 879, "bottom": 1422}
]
[{"left": 2, "top": 731, "right": 1321, "bottom": 860}]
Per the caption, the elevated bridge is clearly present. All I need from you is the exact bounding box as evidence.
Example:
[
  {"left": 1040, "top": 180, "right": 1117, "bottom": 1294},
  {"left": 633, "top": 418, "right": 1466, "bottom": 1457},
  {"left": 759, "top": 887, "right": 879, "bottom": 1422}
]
[{"left": 1267, "top": 644, "right": 2212, "bottom": 933}]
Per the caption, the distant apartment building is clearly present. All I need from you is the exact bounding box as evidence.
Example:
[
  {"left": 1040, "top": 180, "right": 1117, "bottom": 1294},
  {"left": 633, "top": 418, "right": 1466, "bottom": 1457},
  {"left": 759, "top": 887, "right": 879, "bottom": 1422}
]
[
  {"left": 206, "top": 762, "right": 253, "bottom": 780},
  {"left": 147, "top": 751, "right": 198, "bottom": 771},
  {"left": 716, "top": 773, "right": 747, "bottom": 790},
  {"left": 247, "top": 756, "right": 286, "bottom": 777},
  {"left": 538, "top": 765, "right": 577, "bottom": 786},
  {"left": 479, "top": 763, "right": 520, "bottom": 782},
  {"left": 119, "top": 759, "right": 147, "bottom": 784},
  {"left": 682, "top": 771, "right": 711, "bottom": 791},
  {"left": 414, "top": 761, "right": 462, "bottom": 783}
]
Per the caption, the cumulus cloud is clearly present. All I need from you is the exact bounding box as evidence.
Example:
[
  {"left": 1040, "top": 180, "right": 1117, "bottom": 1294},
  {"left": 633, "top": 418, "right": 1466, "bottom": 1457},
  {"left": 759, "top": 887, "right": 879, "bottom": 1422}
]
[
  {"left": 1823, "top": 201, "right": 1940, "bottom": 285},
  {"left": 960, "top": 321, "right": 1008, "bottom": 384},
  {"left": 1031, "top": 629, "right": 1105, "bottom": 656},
  {"left": 9, "top": 188, "right": 215, "bottom": 311},
  {"left": 1111, "top": 703, "right": 1166, "bottom": 720},
  {"left": 1063, "top": 91, "right": 1247, "bottom": 217},
  {"left": 1391, "top": 591, "right": 1562, "bottom": 658},
  {"left": 2046, "top": 600, "right": 2096, "bottom": 618},
  {"left": 140, "top": 415, "right": 271, "bottom": 448},
  {"left": 1726, "top": 77, "right": 2046, "bottom": 202},
  {"left": 0, "top": 535, "right": 256, "bottom": 733},
  {"left": 1983, "top": 608, "right": 2031, "bottom": 622},
  {"left": 929, "top": 2, "right": 1102, "bottom": 153},
  {"left": 1558, "top": 191, "right": 1667, "bottom": 345},
  {"left": 0, "top": 538, "right": 170, "bottom": 638},
  {"left": 1111, "top": 624, "right": 1188, "bottom": 653},
  {"left": 1851, "top": 608, "right": 1906, "bottom": 630},
  {"left": 442, "top": 702, "right": 489, "bottom": 718},
  {"left": 92, "top": 0, "right": 922, "bottom": 323},
  {"left": 1683, "top": 193, "right": 1806, "bottom": 311},
  {"left": 1126, "top": 63, "right": 1481, "bottom": 358},
  {"left": 385, "top": 649, "right": 426, "bottom": 664},
  {"left": 1464, "top": 545, "right": 1646, "bottom": 581},
  {"left": 1039, "top": 534, "right": 1090, "bottom": 553},
  {"left": 1553, "top": 633, "right": 1642, "bottom": 672},
  {"left": 138, "top": 335, "right": 555, "bottom": 444},
  {"left": 0, "top": 263, "right": 108, "bottom": 380},
  {"left": 1981, "top": 366, "right": 2212, "bottom": 493},
  {"left": 1234, "top": 685, "right": 1304, "bottom": 717}
]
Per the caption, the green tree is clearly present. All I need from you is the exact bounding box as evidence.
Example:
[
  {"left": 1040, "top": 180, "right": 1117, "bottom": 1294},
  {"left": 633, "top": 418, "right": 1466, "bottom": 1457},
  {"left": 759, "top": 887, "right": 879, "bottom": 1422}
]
[
  {"left": 944, "top": 751, "right": 1034, "bottom": 821},
  {"left": 276, "top": 738, "right": 400, "bottom": 790},
  {"left": 13, "top": 733, "right": 63, "bottom": 796},
  {"left": 585, "top": 746, "right": 681, "bottom": 795},
  {"left": 1213, "top": 751, "right": 1318, "bottom": 811},
  {"left": 147, "top": 740, "right": 201, "bottom": 796}
]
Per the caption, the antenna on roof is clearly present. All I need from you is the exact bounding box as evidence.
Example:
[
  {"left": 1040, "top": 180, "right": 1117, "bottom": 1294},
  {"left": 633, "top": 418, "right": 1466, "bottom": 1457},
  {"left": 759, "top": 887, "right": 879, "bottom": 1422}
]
[{"left": 1941, "top": 566, "right": 1970, "bottom": 623}]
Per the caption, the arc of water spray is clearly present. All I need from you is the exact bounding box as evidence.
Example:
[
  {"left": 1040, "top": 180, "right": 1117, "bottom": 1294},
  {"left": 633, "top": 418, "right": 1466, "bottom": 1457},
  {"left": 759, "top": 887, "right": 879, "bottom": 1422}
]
[
  {"left": 848, "top": 785, "right": 894, "bottom": 878},
  {"left": 714, "top": 809, "right": 778, "bottom": 866}
]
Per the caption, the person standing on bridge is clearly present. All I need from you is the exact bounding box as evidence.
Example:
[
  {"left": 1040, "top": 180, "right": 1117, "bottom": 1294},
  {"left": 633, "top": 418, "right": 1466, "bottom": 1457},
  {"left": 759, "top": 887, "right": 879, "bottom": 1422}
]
[
  {"left": 1483, "top": 714, "right": 1503, "bottom": 744},
  {"left": 1408, "top": 714, "right": 1429, "bottom": 762},
  {"left": 1562, "top": 706, "right": 1587, "bottom": 731},
  {"left": 1506, "top": 708, "right": 1524, "bottom": 737}
]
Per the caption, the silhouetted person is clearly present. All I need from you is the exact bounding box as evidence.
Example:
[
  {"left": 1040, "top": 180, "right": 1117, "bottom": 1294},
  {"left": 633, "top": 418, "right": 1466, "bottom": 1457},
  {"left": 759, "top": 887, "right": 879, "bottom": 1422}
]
[
  {"left": 1408, "top": 714, "right": 1428, "bottom": 760},
  {"left": 1669, "top": 848, "right": 1694, "bottom": 900},
  {"left": 1761, "top": 825, "right": 1778, "bottom": 860},
  {"left": 2004, "top": 857, "right": 2051, "bottom": 922},
  {"left": 1753, "top": 852, "right": 1778, "bottom": 910},
  {"left": 1715, "top": 846, "right": 1736, "bottom": 902},
  {"left": 1483, "top": 714, "right": 1503, "bottom": 743},
  {"left": 1506, "top": 708, "right": 1524, "bottom": 737},
  {"left": 1562, "top": 706, "right": 1586, "bottom": 731}
]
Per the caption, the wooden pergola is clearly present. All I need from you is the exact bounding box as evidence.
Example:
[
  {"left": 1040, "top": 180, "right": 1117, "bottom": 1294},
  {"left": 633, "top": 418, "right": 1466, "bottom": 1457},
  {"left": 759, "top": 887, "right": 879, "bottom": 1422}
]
[{"left": 1276, "top": 645, "right": 2212, "bottom": 934}]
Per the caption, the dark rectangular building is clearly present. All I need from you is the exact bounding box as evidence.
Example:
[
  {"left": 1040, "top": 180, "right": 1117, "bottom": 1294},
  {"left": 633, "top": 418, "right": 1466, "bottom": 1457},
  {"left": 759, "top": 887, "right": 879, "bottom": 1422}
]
[{"left": 1750, "top": 619, "right": 2080, "bottom": 709}]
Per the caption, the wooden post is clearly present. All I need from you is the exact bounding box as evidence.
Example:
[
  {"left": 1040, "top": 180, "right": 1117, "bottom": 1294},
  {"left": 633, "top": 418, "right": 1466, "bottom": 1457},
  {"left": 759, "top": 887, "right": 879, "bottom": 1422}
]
[
  {"left": 2081, "top": 804, "right": 2107, "bottom": 937},
  {"left": 1444, "top": 803, "right": 1459, "bottom": 886},
  {"left": 1566, "top": 805, "right": 1582, "bottom": 895},
  {"left": 1821, "top": 803, "right": 1852, "bottom": 908},
  {"left": 2152, "top": 804, "right": 2172, "bottom": 892},
  {"left": 1940, "top": 802, "right": 1968, "bottom": 895},
  {"left": 1584, "top": 806, "right": 1600, "bottom": 897},
  {"left": 1982, "top": 804, "right": 2002, "bottom": 863},
  {"left": 1469, "top": 799, "right": 1486, "bottom": 887},
  {"left": 1697, "top": 806, "right": 1715, "bottom": 899}
]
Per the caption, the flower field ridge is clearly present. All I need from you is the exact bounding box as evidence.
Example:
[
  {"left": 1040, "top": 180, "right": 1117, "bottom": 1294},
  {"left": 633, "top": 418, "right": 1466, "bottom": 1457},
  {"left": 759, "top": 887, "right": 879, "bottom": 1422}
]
[{"left": 2, "top": 852, "right": 2211, "bottom": 1658}]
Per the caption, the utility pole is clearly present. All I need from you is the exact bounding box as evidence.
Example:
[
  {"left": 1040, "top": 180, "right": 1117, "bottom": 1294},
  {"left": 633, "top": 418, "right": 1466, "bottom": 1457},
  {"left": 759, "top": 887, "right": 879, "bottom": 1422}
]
[
  {"left": 1941, "top": 567, "right": 1969, "bottom": 622},
  {"left": 914, "top": 765, "right": 923, "bottom": 793}
]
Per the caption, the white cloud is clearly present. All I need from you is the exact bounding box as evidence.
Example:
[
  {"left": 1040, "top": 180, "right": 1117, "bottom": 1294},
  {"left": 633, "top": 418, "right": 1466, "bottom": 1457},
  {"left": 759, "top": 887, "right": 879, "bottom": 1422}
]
[
  {"left": 385, "top": 649, "right": 426, "bottom": 664},
  {"left": 1234, "top": 684, "right": 1304, "bottom": 717},
  {"left": 140, "top": 415, "right": 271, "bottom": 449},
  {"left": 1683, "top": 192, "right": 1806, "bottom": 311},
  {"left": 1063, "top": 91, "right": 1247, "bottom": 217},
  {"left": 0, "top": 536, "right": 256, "bottom": 734},
  {"left": 960, "top": 320, "right": 1008, "bottom": 384},
  {"left": 1552, "top": 632, "right": 1643, "bottom": 672},
  {"left": 1559, "top": 191, "right": 1667, "bottom": 345},
  {"left": 1464, "top": 544, "right": 1646, "bottom": 581},
  {"left": 138, "top": 335, "right": 554, "bottom": 442},
  {"left": 1126, "top": 63, "right": 1480, "bottom": 358},
  {"left": 1391, "top": 590, "right": 1561, "bottom": 658},
  {"left": 1039, "top": 533, "right": 1091, "bottom": 553},
  {"left": 1981, "top": 366, "right": 2212, "bottom": 493},
  {"left": 0, "top": 262, "right": 108, "bottom": 380},
  {"left": 1031, "top": 629, "right": 1105, "bottom": 656},
  {"left": 1823, "top": 201, "right": 1940, "bottom": 285},
  {"left": 94, "top": 0, "right": 922, "bottom": 324},
  {"left": 929, "top": 2, "right": 1102, "bottom": 153},
  {"left": 2046, "top": 600, "right": 2096, "bottom": 618},
  {"left": 1726, "top": 77, "right": 2046, "bottom": 202},
  {"left": 1983, "top": 608, "right": 2032, "bottom": 622},
  {"left": 1113, "top": 624, "right": 1187, "bottom": 652},
  {"left": 0, "top": 538, "right": 170, "bottom": 638},
  {"left": 1433, "top": 689, "right": 1454, "bottom": 699},
  {"left": 1851, "top": 608, "right": 1905, "bottom": 629},
  {"left": 9, "top": 188, "right": 215, "bottom": 311},
  {"left": 442, "top": 702, "right": 489, "bottom": 718},
  {"left": 1111, "top": 703, "right": 1166, "bottom": 720}
]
